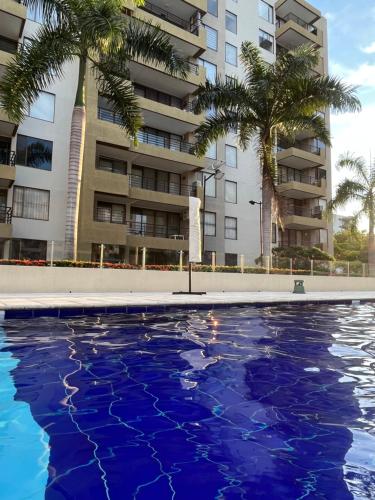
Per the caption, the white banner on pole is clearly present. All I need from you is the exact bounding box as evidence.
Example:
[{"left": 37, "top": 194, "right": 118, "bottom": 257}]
[{"left": 189, "top": 196, "right": 202, "bottom": 263}]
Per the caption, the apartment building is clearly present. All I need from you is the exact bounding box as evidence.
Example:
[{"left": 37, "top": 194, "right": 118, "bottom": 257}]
[{"left": 0, "top": 0, "right": 332, "bottom": 264}]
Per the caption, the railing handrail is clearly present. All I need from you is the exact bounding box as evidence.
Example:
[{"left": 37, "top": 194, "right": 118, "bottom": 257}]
[
  {"left": 127, "top": 219, "right": 187, "bottom": 238},
  {"left": 0, "top": 206, "right": 13, "bottom": 224},
  {"left": 278, "top": 172, "right": 321, "bottom": 186},
  {"left": 276, "top": 13, "right": 318, "bottom": 34},
  {"left": 0, "top": 149, "right": 16, "bottom": 167},
  {"left": 137, "top": 129, "right": 196, "bottom": 155},
  {"left": 140, "top": 0, "right": 200, "bottom": 34},
  {"left": 287, "top": 206, "right": 323, "bottom": 218},
  {"left": 277, "top": 141, "right": 322, "bottom": 155},
  {"left": 130, "top": 173, "right": 196, "bottom": 196},
  {"left": 95, "top": 206, "right": 126, "bottom": 225}
]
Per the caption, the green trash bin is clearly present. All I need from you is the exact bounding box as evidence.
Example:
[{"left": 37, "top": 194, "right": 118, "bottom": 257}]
[{"left": 293, "top": 280, "right": 305, "bottom": 294}]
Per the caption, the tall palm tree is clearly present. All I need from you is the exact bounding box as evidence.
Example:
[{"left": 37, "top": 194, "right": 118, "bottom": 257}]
[
  {"left": 0, "top": 0, "right": 187, "bottom": 259},
  {"left": 328, "top": 154, "right": 375, "bottom": 276},
  {"left": 194, "top": 42, "right": 361, "bottom": 260}
]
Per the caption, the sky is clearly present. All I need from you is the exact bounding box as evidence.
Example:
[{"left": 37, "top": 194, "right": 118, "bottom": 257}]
[{"left": 311, "top": 0, "right": 375, "bottom": 223}]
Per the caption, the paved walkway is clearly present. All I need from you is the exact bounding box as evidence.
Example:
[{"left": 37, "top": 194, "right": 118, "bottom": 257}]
[{"left": 0, "top": 291, "right": 375, "bottom": 311}]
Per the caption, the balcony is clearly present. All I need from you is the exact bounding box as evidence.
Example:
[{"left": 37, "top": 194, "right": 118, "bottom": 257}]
[
  {"left": 127, "top": 220, "right": 189, "bottom": 251},
  {"left": 277, "top": 172, "right": 326, "bottom": 199},
  {"left": 276, "top": 13, "right": 323, "bottom": 49},
  {"left": 283, "top": 206, "right": 327, "bottom": 230},
  {"left": 0, "top": 149, "right": 15, "bottom": 187},
  {"left": 276, "top": 0, "right": 321, "bottom": 25},
  {"left": 0, "top": 36, "right": 19, "bottom": 79},
  {"left": 0, "top": 0, "right": 26, "bottom": 41},
  {"left": 129, "top": 173, "right": 199, "bottom": 208},
  {"left": 277, "top": 141, "right": 325, "bottom": 168},
  {"left": 0, "top": 205, "right": 12, "bottom": 239},
  {"left": 136, "top": 0, "right": 206, "bottom": 58}
]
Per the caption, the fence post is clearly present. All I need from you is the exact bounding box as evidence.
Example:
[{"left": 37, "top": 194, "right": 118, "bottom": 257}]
[
  {"left": 347, "top": 261, "right": 350, "bottom": 277},
  {"left": 179, "top": 251, "right": 183, "bottom": 272},
  {"left": 310, "top": 259, "right": 314, "bottom": 276},
  {"left": 212, "top": 251, "right": 216, "bottom": 272},
  {"left": 265, "top": 256, "right": 270, "bottom": 274},
  {"left": 50, "top": 240, "right": 55, "bottom": 267},
  {"left": 362, "top": 263, "right": 366, "bottom": 277},
  {"left": 142, "top": 247, "right": 146, "bottom": 270},
  {"left": 240, "top": 254, "right": 245, "bottom": 274},
  {"left": 289, "top": 258, "right": 293, "bottom": 276},
  {"left": 100, "top": 244, "right": 104, "bottom": 269},
  {"left": 329, "top": 261, "right": 333, "bottom": 276}
]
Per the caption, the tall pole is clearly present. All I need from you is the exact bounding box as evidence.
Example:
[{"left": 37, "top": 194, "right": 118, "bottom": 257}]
[
  {"left": 259, "top": 202, "right": 264, "bottom": 259},
  {"left": 202, "top": 177, "right": 207, "bottom": 260}
]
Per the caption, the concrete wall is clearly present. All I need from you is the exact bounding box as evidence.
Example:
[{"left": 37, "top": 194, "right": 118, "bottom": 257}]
[{"left": 0, "top": 266, "right": 374, "bottom": 294}]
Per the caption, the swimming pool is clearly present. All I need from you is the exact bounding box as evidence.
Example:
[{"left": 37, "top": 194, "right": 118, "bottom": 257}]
[{"left": 1, "top": 303, "right": 375, "bottom": 499}]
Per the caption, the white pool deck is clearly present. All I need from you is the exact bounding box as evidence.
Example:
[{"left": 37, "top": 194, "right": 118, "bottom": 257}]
[{"left": 0, "top": 291, "right": 375, "bottom": 311}]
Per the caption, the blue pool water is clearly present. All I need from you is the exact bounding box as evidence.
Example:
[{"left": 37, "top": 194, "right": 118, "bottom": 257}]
[{"left": 1, "top": 303, "right": 375, "bottom": 499}]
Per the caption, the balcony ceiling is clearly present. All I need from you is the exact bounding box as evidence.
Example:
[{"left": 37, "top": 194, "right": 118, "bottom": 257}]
[
  {"left": 277, "top": 185, "right": 323, "bottom": 199},
  {"left": 127, "top": 147, "right": 201, "bottom": 174},
  {"left": 277, "top": 149, "right": 324, "bottom": 169},
  {"left": 276, "top": 0, "right": 320, "bottom": 24},
  {"left": 129, "top": 198, "right": 187, "bottom": 212},
  {"left": 141, "top": 108, "right": 199, "bottom": 136},
  {"left": 143, "top": 0, "right": 197, "bottom": 20},
  {"left": 277, "top": 26, "right": 317, "bottom": 50}
]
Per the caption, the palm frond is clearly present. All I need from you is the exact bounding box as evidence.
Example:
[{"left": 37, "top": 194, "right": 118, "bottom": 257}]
[
  {"left": 0, "top": 25, "right": 76, "bottom": 122},
  {"left": 328, "top": 179, "right": 366, "bottom": 212},
  {"left": 195, "top": 110, "right": 243, "bottom": 157},
  {"left": 336, "top": 153, "right": 369, "bottom": 186},
  {"left": 194, "top": 78, "right": 249, "bottom": 114},
  {"left": 21, "top": 0, "right": 74, "bottom": 26}
]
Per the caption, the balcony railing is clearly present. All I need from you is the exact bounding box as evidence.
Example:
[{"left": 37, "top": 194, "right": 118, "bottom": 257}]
[
  {"left": 137, "top": 130, "right": 196, "bottom": 155},
  {"left": 287, "top": 206, "right": 323, "bottom": 219},
  {"left": 95, "top": 206, "right": 126, "bottom": 225},
  {"left": 130, "top": 174, "right": 196, "bottom": 196},
  {"left": 140, "top": 1, "right": 200, "bottom": 34},
  {"left": 278, "top": 173, "right": 321, "bottom": 187},
  {"left": 0, "top": 206, "right": 12, "bottom": 224},
  {"left": 98, "top": 107, "right": 123, "bottom": 126},
  {"left": 128, "top": 220, "right": 186, "bottom": 239},
  {"left": 0, "top": 149, "right": 16, "bottom": 166},
  {"left": 278, "top": 141, "right": 322, "bottom": 155},
  {"left": 276, "top": 14, "right": 318, "bottom": 35}
]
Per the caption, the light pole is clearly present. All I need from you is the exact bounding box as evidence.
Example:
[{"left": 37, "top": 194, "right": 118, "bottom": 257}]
[
  {"left": 249, "top": 200, "right": 263, "bottom": 260},
  {"left": 202, "top": 162, "right": 225, "bottom": 261}
]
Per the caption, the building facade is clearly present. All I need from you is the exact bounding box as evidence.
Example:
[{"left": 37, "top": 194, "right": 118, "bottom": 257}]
[{"left": 0, "top": 0, "right": 332, "bottom": 265}]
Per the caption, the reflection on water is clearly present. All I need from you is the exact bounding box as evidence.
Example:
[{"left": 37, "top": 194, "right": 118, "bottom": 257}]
[{"left": 1, "top": 303, "right": 375, "bottom": 499}]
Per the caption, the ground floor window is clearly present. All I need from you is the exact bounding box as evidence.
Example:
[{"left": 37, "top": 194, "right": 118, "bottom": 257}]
[
  {"left": 225, "top": 253, "right": 238, "bottom": 266},
  {"left": 129, "top": 248, "right": 182, "bottom": 266},
  {"left": 10, "top": 239, "right": 47, "bottom": 260},
  {"left": 92, "top": 244, "right": 126, "bottom": 263}
]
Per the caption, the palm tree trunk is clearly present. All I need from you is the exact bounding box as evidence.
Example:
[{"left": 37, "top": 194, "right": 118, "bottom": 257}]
[
  {"left": 65, "top": 57, "right": 87, "bottom": 261},
  {"left": 262, "top": 175, "right": 273, "bottom": 261},
  {"left": 368, "top": 214, "right": 375, "bottom": 277}
]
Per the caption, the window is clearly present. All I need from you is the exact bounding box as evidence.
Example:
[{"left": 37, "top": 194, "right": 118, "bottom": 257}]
[
  {"left": 13, "top": 186, "right": 50, "bottom": 220},
  {"left": 225, "top": 217, "right": 237, "bottom": 239},
  {"left": 259, "top": 30, "right": 274, "bottom": 52},
  {"left": 225, "top": 11, "right": 237, "bottom": 33},
  {"left": 203, "top": 172, "right": 216, "bottom": 197},
  {"left": 204, "top": 212, "right": 216, "bottom": 236},
  {"left": 96, "top": 156, "right": 127, "bottom": 175},
  {"left": 205, "top": 25, "right": 218, "bottom": 51},
  {"left": 225, "top": 253, "right": 238, "bottom": 266},
  {"left": 272, "top": 223, "right": 277, "bottom": 244},
  {"left": 225, "top": 145, "right": 237, "bottom": 168},
  {"left": 27, "top": 4, "right": 44, "bottom": 23},
  {"left": 225, "top": 43, "right": 237, "bottom": 66},
  {"left": 10, "top": 239, "right": 47, "bottom": 260},
  {"left": 205, "top": 142, "right": 217, "bottom": 160},
  {"left": 28, "top": 91, "right": 55, "bottom": 122},
  {"left": 199, "top": 59, "right": 217, "bottom": 83},
  {"left": 207, "top": 0, "right": 218, "bottom": 16},
  {"left": 225, "top": 181, "right": 237, "bottom": 203},
  {"left": 16, "top": 135, "right": 53, "bottom": 171},
  {"left": 259, "top": 0, "right": 273, "bottom": 23}
]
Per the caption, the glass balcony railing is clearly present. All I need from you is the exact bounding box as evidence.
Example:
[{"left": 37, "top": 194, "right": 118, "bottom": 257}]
[
  {"left": 127, "top": 220, "right": 186, "bottom": 239},
  {"left": 277, "top": 141, "right": 322, "bottom": 155},
  {"left": 286, "top": 206, "right": 323, "bottom": 219},
  {"left": 137, "top": 130, "right": 196, "bottom": 155},
  {"left": 278, "top": 173, "right": 321, "bottom": 187},
  {"left": 140, "top": 1, "right": 200, "bottom": 35},
  {"left": 276, "top": 13, "right": 318, "bottom": 35},
  {"left": 130, "top": 174, "right": 196, "bottom": 196}
]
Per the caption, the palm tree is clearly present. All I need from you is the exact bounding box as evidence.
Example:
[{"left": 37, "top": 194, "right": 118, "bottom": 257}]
[
  {"left": 0, "top": 0, "right": 187, "bottom": 259},
  {"left": 328, "top": 154, "right": 375, "bottom": 276},
  {"left": 194, "top": 42, "right": 361, "bottom": 261}
]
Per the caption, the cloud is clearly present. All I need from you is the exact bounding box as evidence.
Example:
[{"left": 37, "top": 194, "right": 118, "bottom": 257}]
[
  {"left": 330, "top": 61, "right": 375, "bottom": 87},
  {"left": 361, "top": 41, "right": 375, "bottom": 54}
]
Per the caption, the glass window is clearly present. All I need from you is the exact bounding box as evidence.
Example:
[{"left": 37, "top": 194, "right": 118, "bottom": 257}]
[
  {"left": 272, "top": 223, "right": 277, "bottom": 244},
  {"left": 203, "top": 172, "right": 216, "bottom": 197},
  {"left": 205, "top": 25, "right": 218, "bottom": 51},
  {"left": 204, "top": 212, "right": 216, "bottom": 236},
  {"left": 225, "top": 253, "right": 238, "bottom": 266},
  {"left": 225, "top": 145, "right": 237, "bottom": 168},
  {"left": 28, "top": 91, "right": 55, "bottom": 122},
  {"left": 96, "top": 156, "right": 127, "bottom": 175},
  {"left": 225, "top": 217, "right": 237, "bottom": 239},
  {"left": 16, "top": 135, "right": 53, "bottom": 171},
  {"left": 259, "top": 30, "right": 274, "bottom": 52},
  {"left": 259, "top": 0, "right": 273, "bottom": 23},
  {"left": 205, "top": 142, "right": 217, "bottom": 160},
  {"left": 225, "top": 11, "right": 237, "bottom": 33},
  {"left": 225, "top": 43, "right": 238, "bottom": 66},
  {"left": 199, "top": 59, "right": 217, "bottom": 83},
  {"left": 13, "top": 186, "right": 50, "bottom": 220},
  {"left": 225, "top": 181, "right": 237, "bottom": 203},
  {"left": 10, "top": 239, "right": 47, "bottom": 260},
  {"left": 27, "top": 4, "right": 44, "bottom": 23},
  {"left": 207, "top": 0, "right": 218, "bottom": 16}
]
